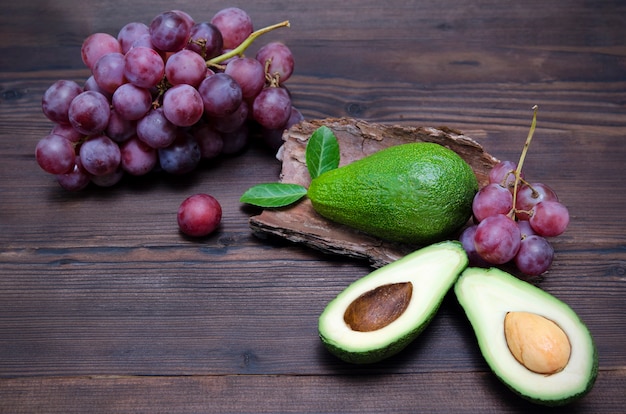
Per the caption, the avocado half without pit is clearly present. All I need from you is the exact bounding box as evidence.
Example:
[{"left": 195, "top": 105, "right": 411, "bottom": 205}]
[
  {"left": 318, "top": 241, "right": 468, "bottom": 364},
  {"left": 454, "top": 267, "right": 598, "bottom": 406}
]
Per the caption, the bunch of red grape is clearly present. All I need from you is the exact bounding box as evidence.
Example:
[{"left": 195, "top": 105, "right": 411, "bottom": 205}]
[
  {"left": 460, "top": 160, "right": 570, "bottom": 276},
  {"left": 36, "top": 7, "right": 303, "bottom": 191}
]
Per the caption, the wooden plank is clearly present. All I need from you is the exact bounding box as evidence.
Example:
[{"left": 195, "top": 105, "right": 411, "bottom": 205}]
[{"left": 1, "top": 371, "right": 625, "bottom": 413}]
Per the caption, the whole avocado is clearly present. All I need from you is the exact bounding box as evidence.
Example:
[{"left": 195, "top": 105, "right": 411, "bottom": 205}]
[{"left": 307, "top": 142, "right": 478, "bottom": 244}]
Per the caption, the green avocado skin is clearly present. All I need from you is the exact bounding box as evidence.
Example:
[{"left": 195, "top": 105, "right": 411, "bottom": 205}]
[
  {"left": 319, "top": 306, "right": 436, "bottom": 364},
  {"left": 454, "top": 267, "right": 598, "bottom": 407},
  {"left": 318, "top": 241, "right": 469, "bottom": 364},
  {"left": 307, "top": 142, "right": 478, "bottom": 244}
]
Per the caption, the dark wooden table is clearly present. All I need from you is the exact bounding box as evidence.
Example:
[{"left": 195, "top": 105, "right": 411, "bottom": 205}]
[{"left": 1, "top": 0, "right": 625, "bottom": 412}]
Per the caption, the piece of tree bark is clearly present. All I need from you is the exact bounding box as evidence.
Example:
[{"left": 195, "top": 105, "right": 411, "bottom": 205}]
[{"left": 249, "top": 117, "right": 498, "bottom": 267}]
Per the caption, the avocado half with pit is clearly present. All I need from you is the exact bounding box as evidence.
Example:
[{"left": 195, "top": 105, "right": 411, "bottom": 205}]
[
  {"left": 318, "top": 241, "right": 468, "bottom": 364},
  {"left": 454, "top": 267, "right": 598, "bottom": 406}
]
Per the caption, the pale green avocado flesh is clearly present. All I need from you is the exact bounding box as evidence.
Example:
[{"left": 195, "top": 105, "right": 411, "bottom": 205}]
[
  {"left": 307, "top": 142, "right": 478, "bottom": 245},
  {"left": 454, "top": 267, "right": 598, "bottom": 406},
  {"left": 318, "top": 241, "right": 468, "bottom": 364}
]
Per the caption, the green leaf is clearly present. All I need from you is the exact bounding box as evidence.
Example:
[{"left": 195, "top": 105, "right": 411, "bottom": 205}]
[
  {"left": 240, "top": 183, "right": 308, "bottom": 208},
  {"left": 306, "top": 126, "right": 340, "bottom": 179}
]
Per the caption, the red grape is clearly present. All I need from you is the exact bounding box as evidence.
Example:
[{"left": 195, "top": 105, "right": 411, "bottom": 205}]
[
  {"left": 81, "top": 32, "right": 122, "bottom": 70},
  {"left": 177, "top": 193, "right": 222, "bottom": 237},
  {"left": 149, "top": 11, "right": 192, "bottom": 52},
  {"left": 165, "top": 49, "right": 207, "bottom": 87},
  {"left": 112, "top": 83, "right": 152, "bottom": 121},
  {"left": 68, "top": 91, "right": 111, "bottom": 136},
  {"left": 514, "top": 235, "right": 554, "bottom": 276},
  {"left": 162, "top": 84, "right": 204, "bottom": 127},
  {"left": 79, "top": 134, "right": 122, "bottom": 176},
  {"left": 474, "top": 214, "right": 521, "bottom": 264},
  {"left": 489, "top": 160, "right": 523, "bottom": 192},
  {"left": 530, "top": 200, "right": 570, "bottom": 237},
  {"left": 515, "top": 182, "right": 558, "bottom": 220},
  {"left": 211, "top": 7, "right": 253, "bottom": 49},
  {"left": 225, "top": 57, "right": 265, "bottom": 99},
  {"left": 35, "top": 134, "right": 76, "bottom": 175},
  {"left": 92, "top": 52, "right": 127, "bottom": 94},
  {"left": 252, "top": 87, "right": 292, "bottom": 129},
  {"left": 472, "top": 183, "right": 513, "bottom": 222},
  {"left": 256, "top": 42, "right": 295, "bottom": 84},
  {"left": 198, "top": 73, "right": 243, "bottom": 117},
  {"left": 157, "top": 132, "right": 201, "bottom": 174},
  {"left": 42, "top": 80, "right": 83, "bottom": 125},
  {"left": 124, "top": 46, "right": 165, "bottom": 89},
  {"left": 117, "top": 22, "right": 150, "bottom": 54},
  {"left": 187, "top": 22, "right": 223, "bottom": 59},
  {"left": 120, "top": 136, "right": 157, "bottom": 176}
]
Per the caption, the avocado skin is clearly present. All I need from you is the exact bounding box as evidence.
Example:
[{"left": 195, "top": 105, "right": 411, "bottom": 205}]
[
  {"left": 307, "top": 142, "right": 478, "bottom": 245},
  {"left": 318, "top": 241, "right": 468, "bottom": 364},
  {"left": 319, "top": 307, "right": 436, "bottom": 364},
  {"left": 454, "top": 267, "right": 598, "bottom": 406}
]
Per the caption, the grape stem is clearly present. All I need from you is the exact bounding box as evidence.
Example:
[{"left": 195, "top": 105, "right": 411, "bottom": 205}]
[
  {"left": 208, "top": 20, "right": 291, "bottom": 66},
  {"left": 509, "top": 105, "right": 538, "bottom": 219}
]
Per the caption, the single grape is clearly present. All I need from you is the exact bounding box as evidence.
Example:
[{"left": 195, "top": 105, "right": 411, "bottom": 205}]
[
  {"left": 124, "top": 46, "right": 165, "bottom": 89},
  {"left": 56, "top": 158, "right": 90, "bottom": 192},
  {"left": 252, "top": 87, "right": 292, "bottom": 130},
  {"left": 41, "top": 80, "right": 83, "bottom": 125},
  {"left": 177, "top": 193, "right": 222, "bottom": 237},
  {"left": 472, "top": 183, "right": 513, "bottom": 222},
  {"left": 117, "top": 22, "right": 150, "bottom": 54},
  {"left": 92, "top": 52, "right": 127, "bottom": 94},
  {"left": 186, "top": 21, "right": 223, "bottom": 59},
  {"left": 198, "top": 73, "right": 243, "bottom": 117},
  {"left": 489, "top": 160, "right": 523, "bottom": 192},
  {"left": 158, "top": 132, "right": 201, "bottom": 174},
  {"left": 220, "top": 124, "right": 249, "bottom": 155},
  {"left": 105, "top": 109, "right": 136, "bottom": 143},
  {"left": 50, "top": 123, "right": 83, "bottom": 143},
  {"left": 149, "top": 10, "right": 192, "bottom": 52},
  {"left": 164, "top": 49, "right": 207, "bottom": 87},
  {"left": 256, "top": 42, "right": 295, "bottom": 84},
  {"left": 209, "top": 100, "right": 248, "bottom": 133},
  {"left": 81, "top": 32, "right": 122, "bottom": 70},
  {"left": 35, "top": 134, "right": 76, "bottom": 175},
  {"left": 459, "top": 225, "right": 490, "bottom": 267},
  {"left": 112, "top": 83, "right": 152, "bottom": 121},
  {"left": 225, "top": 57, "right": 265, "bottom": 99},
  {"left": 530, "top": 200, "right": 570, "bottom": 237},
  {"left": 473, "top": 214, "right": 521, "bottom": 264},
  {"left": 79, "top": 134, "right": 121, "bottom": 176},
  {"left": 137, "top": 107, "right": 179, "bottom": 149},
  {"left": 515, "top": 182, "right": 559, "bottom": 220},
  {"left": 193, "top": 124, "right": 224, "bottom": 159},
  {"left": 210, "top": 7, "right": 253, "bottom": 49},
  {"left": 120, "top": 136, "right": 157, "bottom": 176},
  {"left": 514, "top": 235, "right": 554, "bottom": 276},
  {"left": 68, "top": 91, "right": 111, "bottom": 136},
  {"left": 162, "top": 84, "right": 204, "bottom": 127}
]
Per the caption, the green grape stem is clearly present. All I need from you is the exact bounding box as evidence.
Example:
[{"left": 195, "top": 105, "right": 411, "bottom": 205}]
[
  {"left": 509, "top": 105, "right": 539, "bottom": 219},
  {"left": 208, "top": 20, "right": 290, "bottom": 66}
]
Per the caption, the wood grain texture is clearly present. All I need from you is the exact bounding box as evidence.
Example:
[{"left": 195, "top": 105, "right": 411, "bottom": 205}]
[{"left": 1, "top": 0, "right": 625, "bottom": 412}]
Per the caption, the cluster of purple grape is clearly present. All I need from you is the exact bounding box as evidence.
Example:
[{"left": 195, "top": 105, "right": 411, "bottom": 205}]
[
  {"left": 460, "top": 160, "right": 570, "bottom": 276},
  {"left": 36, "top": 8, "right": 302, "bottom": 191}
]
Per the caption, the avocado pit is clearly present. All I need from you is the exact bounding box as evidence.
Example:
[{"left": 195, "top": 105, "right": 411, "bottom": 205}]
[
  {"left": 504, "top": 311, "right": 571, "bottom": 375},
  {"left": 344, "top": 282, "right": 413, "bottom": 332}
]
